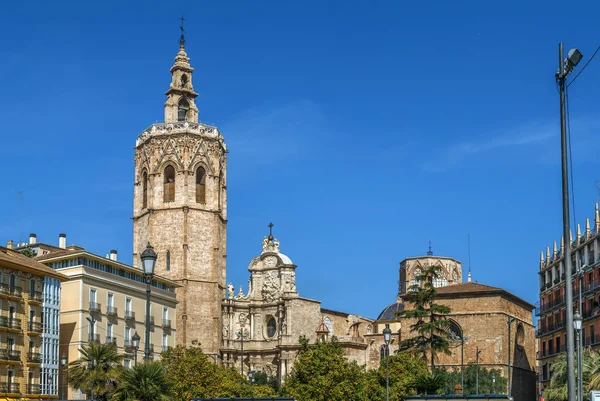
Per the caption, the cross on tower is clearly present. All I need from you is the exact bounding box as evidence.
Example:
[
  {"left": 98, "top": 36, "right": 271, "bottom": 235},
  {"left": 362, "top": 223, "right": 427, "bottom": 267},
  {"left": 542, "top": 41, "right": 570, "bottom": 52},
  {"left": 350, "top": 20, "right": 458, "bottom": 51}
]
[
  {"left": 179, "top": 15, "right": 186, "bottom": 48},
  {"left": 268, "top": 222, "right": 274, "bottom": 241}
]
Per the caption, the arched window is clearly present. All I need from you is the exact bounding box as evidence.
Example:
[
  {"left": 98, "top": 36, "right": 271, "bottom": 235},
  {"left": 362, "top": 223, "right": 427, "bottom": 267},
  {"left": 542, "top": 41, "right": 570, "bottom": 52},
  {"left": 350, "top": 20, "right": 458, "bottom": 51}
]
[
  {"left": 380, "top": 345, "right": 389, "bottom": 360},
  {"left": 164, "top": 166, "right": 175, "bottom": 202},
  {"left": 196, "top": 167, "right": 206, "bottom": 203},
  {"left": 516, "top": 323, "right": 525, "bottom": 347},
  {"left": 266, "top": 316, "right": 277, "bottom": 338},
  {"left": 447, "top": 320, "right": 463, "bottom": 342},
  {"left": 142, "top": 171, "right": 148, "bottom": 208},
  {"left": 323, "top": 317, "right": 333, "bottom": 338},
  {"left": 178, "top": 98, "right": 189, "bottom": 121},
  {"left": 180, "top": 74, "right": 188, "bottom": 88}
]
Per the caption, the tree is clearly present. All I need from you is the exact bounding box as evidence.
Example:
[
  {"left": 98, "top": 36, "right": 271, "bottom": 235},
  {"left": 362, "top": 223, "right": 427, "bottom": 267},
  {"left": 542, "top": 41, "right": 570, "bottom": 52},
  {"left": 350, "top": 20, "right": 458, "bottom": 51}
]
[
  {"left": 413, "top": 372, "right": 446, "bottom": 395},
  {"left": 376, "top": 350, "right": 429, "bottom": 400},
  {"left": 545, "top": 349, "right": 600, "bottom": 401},
  {"left": 398, "top": 264, "right": 452, "bottom": 369},
  {"left": 161, "top": 344, "right": 252, "bottom": 401},
  {"left": 21, "top": 246, "right": 35, "bottom": 258},
  {"left": 67, "top": 342, "right": 123, "bottom": 401},
  {"left": 113, "top": 361, "right": 172, "bottom": 401},
  {"left": 281, "top": 336, "right": 378, "bottom": 401},
  {"left": 441, "top": 365, "right": 507, "bottom": 395}
]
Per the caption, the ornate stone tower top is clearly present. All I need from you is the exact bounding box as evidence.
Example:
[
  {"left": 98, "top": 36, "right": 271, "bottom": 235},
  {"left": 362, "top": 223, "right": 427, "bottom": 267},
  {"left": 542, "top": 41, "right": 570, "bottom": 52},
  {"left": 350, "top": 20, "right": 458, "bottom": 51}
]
[{"left": 164, "top": 24, "right": 199, "bottom": 124}]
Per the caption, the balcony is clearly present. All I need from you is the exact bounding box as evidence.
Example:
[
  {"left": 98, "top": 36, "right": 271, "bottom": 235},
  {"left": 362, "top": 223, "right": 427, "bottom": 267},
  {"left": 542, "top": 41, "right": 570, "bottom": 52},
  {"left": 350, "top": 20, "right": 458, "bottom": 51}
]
[
  {"left": 107, "top": 306, "right": 118, "bottom": 317},
  {"left": 124, "top": 340, "right": 134, "bottom": 349},
  {"left": 162, "top": 319, "right": 171, "bottom": 329},
  {"left": 0, "top": 317, "right": 23, "bottom": 331},
  {"left": 8, "top": 350, "right": 21, "bottom": 361},
  {"left": 0, "top": 283, "right": 22, "bottom": 299},
  {"left": 89, "top": 333, "right": 100, "bottom": 343},
  {"left": 27, "top": 352, "right": 41, "bottom": 364},
  {"left": 0, "top": 382, "right": 21, "bottom": 394},
  {"left": 105, "top": 336, "right": 117, "bottom": 345},
  {"left": 144, "top": 316, "right": 155, "bottom": 326},
  {"left": 28, "top": 291, "right": 43, "bottom": 304},
  {"left": 26, "top": 383, "right": 41, "bottom": 395},
  {"left": 536, "top": 296, "right": 566, "bottom": 316},
  {"left": 27, "top": 321, "right": 43, "bottom": 335},
  {"left": 89, "top": 302, "right": 101, "bottom": 313},
  {"left": 125, "top": 310, "right": 135, "bottom": 321}
]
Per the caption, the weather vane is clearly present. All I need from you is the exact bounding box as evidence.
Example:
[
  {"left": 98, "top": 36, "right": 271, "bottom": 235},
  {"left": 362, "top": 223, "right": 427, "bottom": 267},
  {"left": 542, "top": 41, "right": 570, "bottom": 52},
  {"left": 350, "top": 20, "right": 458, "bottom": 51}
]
[{"left": 179, "top": 15, "right": 186, "bottom": 48}]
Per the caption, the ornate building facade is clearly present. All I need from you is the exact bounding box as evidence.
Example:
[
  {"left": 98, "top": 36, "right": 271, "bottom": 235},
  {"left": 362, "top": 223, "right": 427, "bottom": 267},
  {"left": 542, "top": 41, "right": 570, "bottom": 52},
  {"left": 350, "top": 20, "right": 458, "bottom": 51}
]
[{"left": 132, "top": 38, "right": 227, "bottom": 355}]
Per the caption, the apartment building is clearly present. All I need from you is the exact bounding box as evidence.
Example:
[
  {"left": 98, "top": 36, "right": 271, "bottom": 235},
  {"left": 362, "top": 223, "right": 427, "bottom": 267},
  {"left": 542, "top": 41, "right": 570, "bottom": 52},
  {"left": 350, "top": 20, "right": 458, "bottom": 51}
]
[
  {"left": 0, "top": 246, "right": 66, "bottom": 400},
  {"left": 536, "top": 203, "right": 600, "bottom": 395},
  {"left": 30, "top": 236, "right": 179, "bottom": 400}
]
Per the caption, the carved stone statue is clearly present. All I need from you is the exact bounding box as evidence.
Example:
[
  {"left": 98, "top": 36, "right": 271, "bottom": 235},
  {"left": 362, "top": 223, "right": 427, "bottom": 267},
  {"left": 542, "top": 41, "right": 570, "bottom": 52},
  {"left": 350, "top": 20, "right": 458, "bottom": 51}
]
[
  {"left": 227, "top": 282, "right": 234, "bottom": 299},
  {"left": 262, "top": 236, "right": 269, "bottom": 252},
  {"left": 234, "top": 286, "right": 245, "bottom": 300}
]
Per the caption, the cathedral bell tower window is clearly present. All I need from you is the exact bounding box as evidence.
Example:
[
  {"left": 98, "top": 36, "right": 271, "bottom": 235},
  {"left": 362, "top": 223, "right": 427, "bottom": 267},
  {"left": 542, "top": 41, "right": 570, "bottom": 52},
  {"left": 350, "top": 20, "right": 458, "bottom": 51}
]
[
  {"left": 178, "top": 99, "right": 189, "bottom": 122},
  {"left": 196, "top": 167, "right": 206, "bottom": 203},
  {"left": 142, "top": 171, "right": 148, "bottom": 209},
  {"left": 180, "top": 74, "right": 188, "bottom": 88},
  {"left": 164, "top": 165, "right": 175, "bottom": 202}
]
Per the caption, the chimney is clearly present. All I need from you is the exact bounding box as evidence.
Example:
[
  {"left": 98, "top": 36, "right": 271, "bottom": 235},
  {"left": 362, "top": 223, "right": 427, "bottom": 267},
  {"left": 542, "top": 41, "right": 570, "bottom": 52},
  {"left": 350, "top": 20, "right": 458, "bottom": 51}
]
[
  {"left": 109, "top": 250, "right": 118, "bottom": 261},
  {"left": 29, "top": 233, "right": 37, "bottom": 244},
  {"left": 7, "top": 240, "right": 13, "bottom": 249},
  {"left": 59, "top": 233, "right": 66, "bottom": 249}
]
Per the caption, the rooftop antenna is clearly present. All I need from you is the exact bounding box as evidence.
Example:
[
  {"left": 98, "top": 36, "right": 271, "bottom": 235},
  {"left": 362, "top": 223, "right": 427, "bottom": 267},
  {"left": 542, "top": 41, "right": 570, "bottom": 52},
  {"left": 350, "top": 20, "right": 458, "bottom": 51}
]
[
  {"left": 427, "top": 238, "right": 433, "bottom": 256},
  {"left": 467, "top": 234, "right": 472, "bottom": 282},
  {"left": 17, "top": 191, "right": 23, "bottom": 243}
]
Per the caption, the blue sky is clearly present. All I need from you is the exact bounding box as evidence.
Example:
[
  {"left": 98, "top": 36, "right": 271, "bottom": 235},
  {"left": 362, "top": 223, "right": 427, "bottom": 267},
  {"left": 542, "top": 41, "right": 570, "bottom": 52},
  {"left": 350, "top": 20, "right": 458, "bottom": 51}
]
[{"left": 1, "top": 0, "right": 599, "bottom": 320}]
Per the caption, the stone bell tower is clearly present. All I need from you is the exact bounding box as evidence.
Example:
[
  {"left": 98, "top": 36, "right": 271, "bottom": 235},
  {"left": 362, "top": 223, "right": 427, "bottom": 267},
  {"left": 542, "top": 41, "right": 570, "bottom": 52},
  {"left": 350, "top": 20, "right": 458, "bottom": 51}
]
[{"left": 132, "top": 28, "right": 227, "bottom": 354}]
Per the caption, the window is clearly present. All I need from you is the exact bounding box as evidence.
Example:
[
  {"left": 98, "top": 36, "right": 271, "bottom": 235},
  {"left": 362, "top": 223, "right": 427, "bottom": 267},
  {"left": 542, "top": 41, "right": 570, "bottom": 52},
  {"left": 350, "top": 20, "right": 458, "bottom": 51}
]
[
  {"left": 107, "top": 293, "right": 114, "bottom": 307},
  {"left": 516, "top": 323, "right": 525, "bottom": 347},
  {"left": 592, "top": 325, "right": 596, "bottom": 345},
  {"left": 164, "top": 166, "right": 175, "bottom": 202},
  {"left": 90, "top": 288, "right": 97, "bottom": 303},
  {"left": 163, "top": 333, "right": 168, "bottom": 352},
  {"left": 178, "top": 98, "right": 189, "bottom": 121},
  {"left": 166, "top": 251, "right": 171, "bottom": 271},
  {"left": 323, "top": 317, "right": 333, "bottom": 338},
  {"left": 266, "top": 316, "right": 277, "bottom": 338},
  {"left": 9, "top": 274, "right": 15, "bottom": 290},
  {"left": 29, "top": 280, "right": 35, "bottom": 295},
  {"left": 196, "top": 167, "right": 206, "bottom": 203},
  {"left": 180, "top": 74, "right": 188, "bottom": 88},
  {"left": 142, "top": 171, "right": 148, "bottom": 209},
  {"left": 125, "top": 327, "right": 131, "bottom": 345},
  {"left": 107, "top": 323, "right": 113, "bottom": 340},
  {"left": 126, "top": 298, "right": 132, "bottom": 314},
  {"left": 163, "top": 307, "right": 168, "bottom": 321}
]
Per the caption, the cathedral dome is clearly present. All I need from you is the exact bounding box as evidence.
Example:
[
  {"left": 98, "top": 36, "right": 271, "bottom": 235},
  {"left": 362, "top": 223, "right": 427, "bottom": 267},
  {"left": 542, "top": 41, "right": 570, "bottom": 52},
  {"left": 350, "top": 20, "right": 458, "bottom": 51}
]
[{"left": 377, "top": 302, "right": 403, "bottom": 321}]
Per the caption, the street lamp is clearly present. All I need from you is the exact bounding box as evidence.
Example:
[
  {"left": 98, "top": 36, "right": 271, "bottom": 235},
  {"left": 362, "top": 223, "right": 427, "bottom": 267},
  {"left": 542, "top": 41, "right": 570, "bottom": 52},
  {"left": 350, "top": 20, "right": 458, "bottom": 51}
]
[
  {"left": 60, "top": 353, "right": 67, "bottom": 400},
  {"left": 475, "top": 346, "right": 481, "bottom": 394},
  {"left": 383, "top": 324, "right": 392, "bottom": 401},
  {"left": 574, "top": 312, "right": 583, "bottom": 401},
  {"left": 556, "top": 42, "right": 584, "bottom": 401},
  {"left": 492, "top": 373, "right": 496, "bottom": 394},
  {"left": 140, "top": 242, "right": 157, "bottom": 360},
  {"left": 132, "top": 331, "right": 140, "bottom": 366}
]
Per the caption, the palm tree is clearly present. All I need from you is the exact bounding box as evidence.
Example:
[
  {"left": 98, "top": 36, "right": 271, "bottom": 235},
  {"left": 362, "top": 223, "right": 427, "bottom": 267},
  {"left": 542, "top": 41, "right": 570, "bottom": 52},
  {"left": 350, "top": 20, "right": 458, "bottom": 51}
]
[
  {"left": 67, "top": 342, "right": 123, "bottom": 401},
  {"left": 113, "top": 361, "right": 172, "bottom": 401},
  {"left": 545, "top": 348, "right": 600, "bottom": 401},
  {"left": 414, "top": 372, "right": 446, "bottom": 394}
]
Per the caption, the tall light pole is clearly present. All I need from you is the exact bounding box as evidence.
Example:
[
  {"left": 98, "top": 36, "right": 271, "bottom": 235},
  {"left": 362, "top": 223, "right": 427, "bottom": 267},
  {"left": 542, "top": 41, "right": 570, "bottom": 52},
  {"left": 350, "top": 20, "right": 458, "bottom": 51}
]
[
  {"left": 574, "top": 312, "right": 583, "bottom": 401},
  {"left": 492, "top": 373, "right": 496, "bottom": 394},
  {"left": 475, "top": 346, "right": 481, "bottom": 394},
  {"left": 556, "top": 43, "right": 584, "bottom": 401},
  {"left": 132, "top": 331, "right": 140, "bottom": 366},
  {"left": 383, "top": 324, "right": 392, "bottom": 401},
  {"left": 507, "top": 316, "right": 515, "bottom": 397},
  {"left": 60, "top": 353, "right": 67, "bottom": 400},
  {"left": 236, "top": 323, "right": 248, "bottom": 376},
  {"left": 140, "top": 242, "right": 157, "bottom": 360}
]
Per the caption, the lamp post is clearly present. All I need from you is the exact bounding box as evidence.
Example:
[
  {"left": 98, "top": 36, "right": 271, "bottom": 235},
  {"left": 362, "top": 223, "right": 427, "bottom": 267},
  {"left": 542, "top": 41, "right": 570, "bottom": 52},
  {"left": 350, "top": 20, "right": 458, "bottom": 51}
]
[
  {"left": 236, "top": 323, "right": 248, "bottom": 376},
  {"left": 475, "top": 346, "right": 481, "bottom": 394},
  {"left": 556, "top": 43, "right": 584, "bottom": 401},
  {"left": 383, "top": 324, "right": 392, "bottom": 401},
  {"left": 140, "top": 242, "right": 157, "bottom": 360},
  {"left": 492, "top": 373, "right": 496, "bottom": 394},
  {"left": 60, "top": 353, "right": 67, "bottom": 400},
  {"left": 86, "top": 316, "right": 96, "bottom": 343},
  {"left": 456, "top": 328, "right": 469, "bottom": 393},
  {"left": 574, "top": 312, "right": 583, "bottom": 401},
  {"left": 132, "top": 331, "right": 140, "bottom": 366},
  {"left": 507, "top": 316, "right": 515, "bottom": 397}
]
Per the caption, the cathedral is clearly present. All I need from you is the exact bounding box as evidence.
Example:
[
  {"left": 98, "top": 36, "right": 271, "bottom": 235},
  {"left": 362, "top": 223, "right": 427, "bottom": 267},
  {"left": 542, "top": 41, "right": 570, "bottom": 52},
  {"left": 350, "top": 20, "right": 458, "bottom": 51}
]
[{"left": 130, "top": 33, "right": 536, "bottom": 399}]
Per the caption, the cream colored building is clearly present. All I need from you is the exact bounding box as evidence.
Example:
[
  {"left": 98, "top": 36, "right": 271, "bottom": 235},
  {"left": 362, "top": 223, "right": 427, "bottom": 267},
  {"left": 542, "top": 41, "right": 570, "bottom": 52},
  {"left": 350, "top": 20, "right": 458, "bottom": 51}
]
[{"left": 34, "top": 241, "right": 179, "bottom": 400}]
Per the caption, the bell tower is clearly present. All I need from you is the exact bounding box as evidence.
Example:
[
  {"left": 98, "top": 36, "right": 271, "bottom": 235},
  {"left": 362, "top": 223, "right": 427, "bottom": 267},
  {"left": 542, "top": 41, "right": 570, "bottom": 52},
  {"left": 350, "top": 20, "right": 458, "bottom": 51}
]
[{"left": 132, "top": 25, "right": 227, "bottom": 354}]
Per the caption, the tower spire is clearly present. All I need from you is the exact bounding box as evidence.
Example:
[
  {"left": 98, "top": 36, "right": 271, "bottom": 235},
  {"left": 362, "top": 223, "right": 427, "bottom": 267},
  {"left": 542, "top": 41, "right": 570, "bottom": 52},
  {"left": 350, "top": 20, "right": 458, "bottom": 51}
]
[
  {"left": 179, "top": 15, "right": 186, "bottom": 49},
  {"left": 427, "top": 239, "right": 433, "bottom": 256}
]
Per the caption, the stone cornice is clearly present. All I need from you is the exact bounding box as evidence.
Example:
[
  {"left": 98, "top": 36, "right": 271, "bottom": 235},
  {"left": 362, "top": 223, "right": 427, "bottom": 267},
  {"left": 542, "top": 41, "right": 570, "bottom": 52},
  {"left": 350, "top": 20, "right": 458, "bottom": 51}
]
[{"left": 136, "top": 122, "right": 227, "bottom": 152}]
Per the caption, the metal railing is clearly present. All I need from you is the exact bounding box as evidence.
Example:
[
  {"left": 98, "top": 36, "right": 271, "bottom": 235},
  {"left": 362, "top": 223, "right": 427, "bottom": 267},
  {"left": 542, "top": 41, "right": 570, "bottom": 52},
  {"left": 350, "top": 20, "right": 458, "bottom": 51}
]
[
  {"left": 162, "top": 319, "right": 171, "bottom": 329},
  {"left": 8, "top": 350, "right": 21, "bottom": 361},
  {"left": 105, "top": 336, "right": 117, "bottom": 345},
  {"left": 536, "top": 296, "right": 566, "bottom": 316},
  {"left": 0, "top": 382, "right": 21, "bottom": 394},
  {"left": 27, "top": 352, "right": 41, "bottom": 363},
  {"left": 26, "top": 383, "right": 41, "bottom": 394},
  {"left": 89, "top": 302, "right": 101, "bottom": 313},
  {"left": 125, "top": 310, "right": 135, "bottom": 320},
  {"left": 107, "top": 306, "right": 118, "bottom": 316},
  {"left": 0, "top": 283, "right": 23, "bottom": 298},
  {"left": 29, "top": 291, "right": 43, "bottom": 302},
  {"left": 28, "top": 321, "right": 43, "bottom": 333}
]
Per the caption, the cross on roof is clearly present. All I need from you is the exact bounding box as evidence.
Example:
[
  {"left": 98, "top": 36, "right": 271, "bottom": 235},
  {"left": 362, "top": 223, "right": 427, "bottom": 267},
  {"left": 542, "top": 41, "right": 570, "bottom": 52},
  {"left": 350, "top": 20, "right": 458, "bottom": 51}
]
[
  {"left": 268, "top": 222, "right": 274, "bottom": 240},
  {"left": 179, "top": 15, "right": 186, "bottom": 47}
]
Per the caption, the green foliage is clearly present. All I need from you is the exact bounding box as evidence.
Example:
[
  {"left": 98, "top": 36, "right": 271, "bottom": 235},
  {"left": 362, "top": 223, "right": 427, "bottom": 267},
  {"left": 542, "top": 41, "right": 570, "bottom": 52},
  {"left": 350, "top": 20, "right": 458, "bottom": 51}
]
[
  {"left": 398, "top": 264, "right": 452, "bottom": 368},
  {"left": 413, "top": 372, "right": 446, "bottom": 395},
  {"left": 376, "top": 351, "right": 429, "bottom": 400},
  {"left": 67, "top": 342, "right": 123, "bottom": 401},
  {"left": 441, "top": 365, "right": 506, "bottom": 395},
  {"left": 113, "top": 361, "right": 172, "bottom": 401},
  {"left": 21, "top": 246, "right": 36, "bottom": 258},
  {"left": 544, "top": 349, "right": 600, "bottom": 401},
  {"left": 281, "top": 337, "right": 378, "bottom": 401},
  {"left": 253, "top": 371, "right": 279, "bottom": 393},
  {"left": 161, "top": 344, "right": 254, "bottom": 401}
]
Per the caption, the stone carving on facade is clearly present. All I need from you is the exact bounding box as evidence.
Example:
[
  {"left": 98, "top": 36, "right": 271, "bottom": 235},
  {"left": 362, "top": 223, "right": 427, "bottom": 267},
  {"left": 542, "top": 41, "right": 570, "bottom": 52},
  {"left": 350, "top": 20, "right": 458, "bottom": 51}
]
[
  {"left": 227, "top": 282, "right": 234, "bottom": 299},
  {"left": 234, "top": 286, "right": 246, "bottom": 300},
  {"left": 261, "top": 238, "right": 280, "bottom": 254},
  {"left": 238, "top": 313, "right": 247, "bottom": 324},
  {"left": 264, "top": 256, "right": 277, "bottom": 269},
  {"left": 261, "top": 272, "right": 280, "bottom": 302},
  {"left": 222, "top": 324, "right": 229, "bottom": 339}
]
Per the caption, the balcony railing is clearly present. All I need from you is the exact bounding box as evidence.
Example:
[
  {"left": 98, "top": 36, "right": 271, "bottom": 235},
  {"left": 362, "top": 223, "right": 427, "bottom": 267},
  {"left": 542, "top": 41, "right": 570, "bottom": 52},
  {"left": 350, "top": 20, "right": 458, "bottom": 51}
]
[
  {"left": 536, "top": 296, "right": 566, "bottom": 316},
  {"left": 537, "top": 320, "right": 566, "bottom": 336},
  {"left": 89, "top": 333, "right": 101, "bottom": 343},
  {"left": 0, "top": 317, "right": 23, "bottom": 331},
  {"left": 124, "top": 340, "right": 133, "bottom": 348},
  {"left": 106, "top": 336, "right": 117, "bottom": 345},
  {"left": 27, "top": 352, "right": 41, "bottom": 363},
  {"left": 0, "top": 283, "right": 23, "bottom": 298},
  {"left": 28, "top": 321, "right": 43, "bottom": 333},
  {"left": 107, "top": 306, "right": 118, "bottom": 316},
  {"left": 89, "top": 302, "right": 101, "bottom": 313},
  {"left": 162, "top": 319, "right": 171, "bottom": 329},
  {"left": 28, "top": 291, "right": 43, "bottom": 303},
  {"left": 0, "top": 382, "right": 21, "bottom": 394},
  {"left": 125, "top": 310, "right": 135, "bottom": 320},
  {"left": 8, "top": 350, "right": 21, "bottom": 361},
  {"left": 26, "top": 383, "right": 41, "bottom": 394}
]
